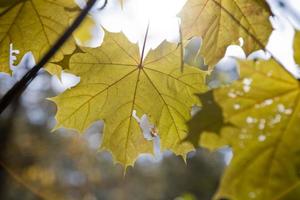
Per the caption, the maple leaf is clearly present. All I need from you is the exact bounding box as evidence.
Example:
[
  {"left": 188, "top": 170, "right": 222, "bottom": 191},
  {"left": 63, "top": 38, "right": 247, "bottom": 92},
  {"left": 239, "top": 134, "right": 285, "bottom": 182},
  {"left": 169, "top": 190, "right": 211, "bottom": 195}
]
[
  {"left": 52, "top": 32, "right": 207, "bottom": 167},
  {"left": 180, "top": 0, "right": 272, "bottom": 66},
  {"left": 0, "top": 0, "right": 77, "bottom": 74},
  {"left": 205, "top": 34, "right": 300, "bottom": 199}
]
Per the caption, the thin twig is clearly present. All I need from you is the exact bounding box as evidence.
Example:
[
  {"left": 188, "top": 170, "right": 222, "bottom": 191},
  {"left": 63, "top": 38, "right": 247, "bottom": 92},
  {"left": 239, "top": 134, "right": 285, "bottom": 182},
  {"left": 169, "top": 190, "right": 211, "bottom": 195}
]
[{"left": 0, "top": 0, "right": 107, "bottom": 114}]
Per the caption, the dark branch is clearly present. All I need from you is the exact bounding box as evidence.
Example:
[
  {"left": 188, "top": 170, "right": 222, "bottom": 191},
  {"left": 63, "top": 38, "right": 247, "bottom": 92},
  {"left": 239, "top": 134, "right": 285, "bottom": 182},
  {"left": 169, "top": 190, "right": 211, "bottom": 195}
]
[{"left": 0, "top": 0, "right": 107, "bottom": 114}]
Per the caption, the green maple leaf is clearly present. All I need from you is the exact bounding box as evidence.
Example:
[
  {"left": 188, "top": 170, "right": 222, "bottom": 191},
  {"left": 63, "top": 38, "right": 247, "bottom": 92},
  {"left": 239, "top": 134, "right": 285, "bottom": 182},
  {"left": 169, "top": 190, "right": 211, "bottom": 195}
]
[
  {"left": 0, "top": 0, "right": 77, "bottom": 74},
  {"left": 206, "top": 33, "right": 300, "bottom": 199},
  {"left": 52, "top": 32, "right": 207, "bottom": 167},
  {"left": 180, "top": 0, "right": 272, "bottom": 66}
]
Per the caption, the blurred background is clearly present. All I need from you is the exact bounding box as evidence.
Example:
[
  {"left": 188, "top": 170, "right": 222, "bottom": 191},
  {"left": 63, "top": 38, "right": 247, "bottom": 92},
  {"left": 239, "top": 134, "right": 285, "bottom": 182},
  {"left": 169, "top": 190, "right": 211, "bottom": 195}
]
[
  {"left": 0, "top": 69, "right": 226, "bottom": 199},
  {"left": 1, "top": 0, "right": 300, "bottom": 199}
]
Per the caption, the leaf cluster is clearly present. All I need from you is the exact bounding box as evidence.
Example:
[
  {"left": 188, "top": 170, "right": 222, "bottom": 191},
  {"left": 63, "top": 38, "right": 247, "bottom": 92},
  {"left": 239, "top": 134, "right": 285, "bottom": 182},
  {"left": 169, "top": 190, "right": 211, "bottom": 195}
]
[{"left": 2, "top": 0, "right": 300, "bottom": 199}]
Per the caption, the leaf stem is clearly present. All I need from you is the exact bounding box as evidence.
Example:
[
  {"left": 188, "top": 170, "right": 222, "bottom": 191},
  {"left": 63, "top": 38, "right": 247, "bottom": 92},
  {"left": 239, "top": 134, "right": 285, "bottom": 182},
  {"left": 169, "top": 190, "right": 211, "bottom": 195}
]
[
  {"left": 0, "top": 0, "right": 106, "bottom": 114},
  {"left": 139, "top": 23, "right": 150, "bottom": 68}
]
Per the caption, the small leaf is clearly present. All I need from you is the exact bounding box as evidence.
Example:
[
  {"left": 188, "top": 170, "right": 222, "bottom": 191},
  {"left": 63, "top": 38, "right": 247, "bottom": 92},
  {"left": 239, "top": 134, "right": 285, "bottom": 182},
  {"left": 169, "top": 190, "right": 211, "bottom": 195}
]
[
  {"left": 187, "top": 90, "right": 225, "bottom": 147},
  {"left": 73, "top": 15, "right": 102, "bottom": 48}
]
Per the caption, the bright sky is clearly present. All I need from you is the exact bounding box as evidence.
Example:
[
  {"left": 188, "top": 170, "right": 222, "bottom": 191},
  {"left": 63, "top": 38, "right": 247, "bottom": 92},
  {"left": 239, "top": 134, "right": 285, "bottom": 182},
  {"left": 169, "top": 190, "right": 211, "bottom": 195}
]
[
  {"left": 72, "top": 0, "right": 300, "bottom": 78},
  {"left": 75, "top": 0, "right": 186, "bottom": 58},
  {"left": 266, "top": 0, "right": 300, "bottom": 78},
  {"left": 121, "top": 0, "right": 186, "bottom": 57}
]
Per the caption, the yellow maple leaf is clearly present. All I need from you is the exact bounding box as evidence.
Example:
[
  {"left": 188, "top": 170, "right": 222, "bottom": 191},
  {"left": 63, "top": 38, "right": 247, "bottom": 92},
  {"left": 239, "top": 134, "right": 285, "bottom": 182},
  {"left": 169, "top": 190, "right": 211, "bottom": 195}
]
[
  {"left": 180, "top": 0, "right": 272, "bottom": 66},
  {"left": 52, "top": 32, "right": 208, "bottom": 167},
  {"left": 0, "top": 0, "right": 77, "bottom": 74},
  {"left": 202, "top": 34, "right": 300, "bottom": 199}
]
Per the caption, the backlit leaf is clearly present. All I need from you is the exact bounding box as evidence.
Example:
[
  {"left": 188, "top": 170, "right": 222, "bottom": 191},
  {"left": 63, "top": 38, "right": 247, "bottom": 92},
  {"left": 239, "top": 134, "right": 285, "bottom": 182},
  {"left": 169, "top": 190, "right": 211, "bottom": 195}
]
[
  {"left": 0, "top": 0, "right": 77, "bottom": 74},
  {"left": 211, "top": 58, "right": 300, "bottom": 200},
  {"left": 52, "top": 32, "right": 208, "bottom": 167},
  {"left": 180, "top": 0, "right": 272, "bottom": 66}
]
